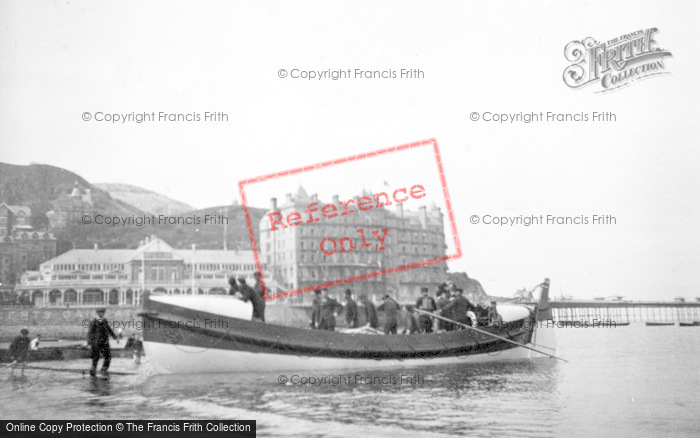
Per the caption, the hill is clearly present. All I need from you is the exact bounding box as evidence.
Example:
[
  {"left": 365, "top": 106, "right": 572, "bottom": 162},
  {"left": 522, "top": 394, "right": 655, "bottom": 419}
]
[
  {"left": 446, "top": 272, "right": 490, "bottom": 302},
  {"left": 95, "top": 183, "right": 195, "bottom": 216},
  {"left": 0, "top": 162, "right": 143, "bottom": 230},
  {"left": 63, "top": 204, "right": 267, "bottom": 250},
  {"left": 0, "top": 162, "right": 266, "bottom": 252}
]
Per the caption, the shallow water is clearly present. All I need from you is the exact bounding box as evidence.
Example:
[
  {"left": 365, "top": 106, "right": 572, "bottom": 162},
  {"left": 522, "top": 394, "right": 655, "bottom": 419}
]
[{"left": 2, "top": 325, "right": 698, "bottom": 437}]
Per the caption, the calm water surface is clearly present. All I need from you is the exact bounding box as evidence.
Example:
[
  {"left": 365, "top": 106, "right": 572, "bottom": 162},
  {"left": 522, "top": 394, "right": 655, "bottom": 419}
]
[{"left": 2, "top": 325, "right": 698, "bottom": 437}]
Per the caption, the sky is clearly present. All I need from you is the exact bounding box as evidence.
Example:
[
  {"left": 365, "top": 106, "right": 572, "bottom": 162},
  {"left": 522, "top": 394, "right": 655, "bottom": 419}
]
[{"left": 1, "top": 0, "right": 698, "bottom": 301}]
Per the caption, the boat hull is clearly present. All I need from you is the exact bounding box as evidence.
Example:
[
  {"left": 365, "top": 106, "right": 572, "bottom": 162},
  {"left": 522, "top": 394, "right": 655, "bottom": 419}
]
[
  {"left": 143, "top": 337, "right": 552, "bottom": 374},
  {"left": 140, "top": 295, "right": 555, "bottom": 374}
]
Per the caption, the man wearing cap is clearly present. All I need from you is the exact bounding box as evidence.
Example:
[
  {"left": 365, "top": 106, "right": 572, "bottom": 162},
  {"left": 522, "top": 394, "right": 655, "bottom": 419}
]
[
  {"left": 87, "top": 308, "right": 119, "bottom": 376},
  {"left": 342, "top": 289, "right": 359, "bottom": 328},
  {"left": 238, "top": 277, "right": 266, "bottom": 322},
  {"left": 377, "top": 294, "right": 402, "bottom": 335},
  {"left": 415, "top": 287, "right": 437, "bottom": 333}
]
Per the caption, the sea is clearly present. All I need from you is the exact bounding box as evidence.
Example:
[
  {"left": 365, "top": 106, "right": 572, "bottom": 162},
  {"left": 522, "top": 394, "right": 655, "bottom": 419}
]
[{"left": 1, "top": 324, "right": 698, "bottom": 437}]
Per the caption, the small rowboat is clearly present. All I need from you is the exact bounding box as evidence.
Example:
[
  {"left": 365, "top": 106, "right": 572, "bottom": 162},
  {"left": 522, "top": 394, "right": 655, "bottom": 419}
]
[
  {"left": 678, "top": 322, "right": 700, "bottom": 327},
  {"left": 645, "top": 322, "right": 675, "bottom": 326},
  {"left": 140, "top": 279, "right": 558, "bottom": 374},
  {"left": 1, "top": 344, "right": 136, "bottom": 363}
]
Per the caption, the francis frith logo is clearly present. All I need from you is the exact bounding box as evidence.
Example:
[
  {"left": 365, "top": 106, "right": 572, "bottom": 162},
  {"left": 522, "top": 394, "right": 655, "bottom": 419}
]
[{"left": 563, "top": 28, "right": 672, "bottom": 92}]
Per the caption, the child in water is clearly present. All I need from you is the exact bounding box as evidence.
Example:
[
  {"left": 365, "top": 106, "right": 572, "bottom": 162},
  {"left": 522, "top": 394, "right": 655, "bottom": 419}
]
[{"left": 132, "top": 334, "right": 144, "bottom": 364}]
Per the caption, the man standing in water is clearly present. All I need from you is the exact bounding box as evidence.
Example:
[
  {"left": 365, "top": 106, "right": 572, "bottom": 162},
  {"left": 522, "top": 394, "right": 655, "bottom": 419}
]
[
  {"left": 8, "top": 328, "right": 31, "bottom": 376},
  {"left": 87, "top": 308, "right": 119, "bottom": 376}
]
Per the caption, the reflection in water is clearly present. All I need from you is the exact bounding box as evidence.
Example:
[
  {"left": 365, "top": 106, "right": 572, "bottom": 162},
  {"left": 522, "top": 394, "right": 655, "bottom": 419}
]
[
  {"left": 142, "top": 359, "right": 562, "bottom": 436},
  {"left": 86, "top": 376, "right": 113, "bottom": 403}
]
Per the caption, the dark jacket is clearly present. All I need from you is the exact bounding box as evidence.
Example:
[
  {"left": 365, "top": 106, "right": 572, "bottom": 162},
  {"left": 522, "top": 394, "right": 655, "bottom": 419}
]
[
  {"left": 363, "top": 301, "right": 379, "bottom": 328},
  {"left": 344, "top": 298, "right": 359, "bottom": 327},
  {"left": 310, "top": 296, "right": 321, "bottom": 327},
  {"left": 319, "top": 298, "right": 343, "bottom": 322},
  {"left": 239, "top": 283, "right": 266, "bottom": 321},
  {"left": 88, "top": 318, "right": 117, "bottom": 346},
  {"left": 228, "top": 282, "right": 239, "bottom": 295},
  {"left": 9, "top": 335, "right": 30, "bottom": 361},
  {"left": 377, "top": 298, "right": 402, "bottom": 321},
  {"left": 441, "top": 296, "right": 475, "bottom": 324}
]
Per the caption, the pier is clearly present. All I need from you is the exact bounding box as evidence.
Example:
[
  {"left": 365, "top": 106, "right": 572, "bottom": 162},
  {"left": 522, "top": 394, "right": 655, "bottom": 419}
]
[{"left": 544, "top": 300, "right": 700, "bottom": 324}]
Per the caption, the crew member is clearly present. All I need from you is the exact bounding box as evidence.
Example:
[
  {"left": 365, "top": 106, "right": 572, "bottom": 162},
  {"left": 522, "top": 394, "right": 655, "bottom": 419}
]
[
  {"left": 359, "top": 294, "right": 379, "bottom": 329},
  {"left": 415, "top": 287, "right": 437, "bottom": 333},
  {"left": 440, "top": 289, "right": 473, "bottom": 328},
  {"left": 436, "top": 289, "right": 452, "bottom": 331},
  {"left": 228, "top": 276, "right": 239, "bottom": 295},
  {"left": 238, "top": 277, "right": 266, "bottom": 322},
  {"left": 87, "top": 308, "right": 119, "bottom": 376},
  {"left": 310, "top": 289, "right": 322, "bottom": 329},
  {"left": 343, "top": 289, "right": 359, "bottom": 328},
  {"left": 377, "top": 294, "right": 402, "bottom": 335},
  {"left": 8, "top": 328, "right": 31, "bottom": 375},
  {"left": 318, "top": 289, "right": 343, "bottom": 331}
]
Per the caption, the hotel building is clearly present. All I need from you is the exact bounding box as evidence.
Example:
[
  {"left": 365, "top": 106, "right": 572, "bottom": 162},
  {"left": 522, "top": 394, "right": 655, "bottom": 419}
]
[{"left": 259, "top": 187, "right": 448, "bottom": 304}]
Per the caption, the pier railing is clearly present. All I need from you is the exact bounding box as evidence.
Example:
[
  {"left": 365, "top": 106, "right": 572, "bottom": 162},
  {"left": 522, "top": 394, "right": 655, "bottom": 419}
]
[{"left": 540, "top": 300, "right": 700, "bottom": 324}]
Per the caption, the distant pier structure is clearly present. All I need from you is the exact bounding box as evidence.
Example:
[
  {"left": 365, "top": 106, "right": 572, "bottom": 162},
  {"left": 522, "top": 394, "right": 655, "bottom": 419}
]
[{"left": 545, "top": 298, "right": 700, "bottom": 324}]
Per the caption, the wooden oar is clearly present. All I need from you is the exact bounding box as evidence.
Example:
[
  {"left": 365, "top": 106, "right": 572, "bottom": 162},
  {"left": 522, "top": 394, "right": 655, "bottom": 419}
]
[{"left": 414, "top": 308, "right": 568, "bottom": 362}]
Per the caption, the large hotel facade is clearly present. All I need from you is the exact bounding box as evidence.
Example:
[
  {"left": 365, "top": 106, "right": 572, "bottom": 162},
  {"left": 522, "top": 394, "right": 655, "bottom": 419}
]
[
  {"left": 259, "top": 187, "right": 448, "bottom": 304},
  {"left": 16, "top": 236, "right": 263, "bottom": 307}
]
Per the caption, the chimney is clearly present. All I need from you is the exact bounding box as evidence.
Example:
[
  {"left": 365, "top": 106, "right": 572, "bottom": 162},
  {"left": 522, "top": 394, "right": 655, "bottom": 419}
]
[
  {"left": 270, "top": 197, "right": 278, "bottom": 212},
  {"left": 419, "top": 206, "right": 427, "bottom": 228},
  {"left": 396, "top": 203, "right": 404, "bottom": 218},
  {"left": 286, "top": 193, "right": 293, "bottom": 203},
  {"left": 311, "top": 193, "right": 319, "bottom": 202},
  {"left": 332, "top": 195, "right": 339, "bottom": 204},
  {"left": 94, "top": 243, "right": 98, "bottom": 251}
]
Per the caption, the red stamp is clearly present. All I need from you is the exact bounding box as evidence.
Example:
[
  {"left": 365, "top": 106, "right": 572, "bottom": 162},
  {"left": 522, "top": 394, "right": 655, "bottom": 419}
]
[{"left": 238, "top": 138, "right": 462, "bottom": 301}]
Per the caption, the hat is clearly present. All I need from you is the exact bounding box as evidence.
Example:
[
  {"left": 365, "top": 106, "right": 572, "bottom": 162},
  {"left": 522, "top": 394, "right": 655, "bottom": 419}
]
[
  {"left": 420, "top": 287, "right": 429, "bottom": 293},
  {"left": 20, "top": 328, "right": 29, "bottom": 335},
  {"left": 383, "top": 294, "right": 391, "bottom": 299},
  {"left": 238, "top": 277, "right": 246, "bottom": 283},
  {"left": 96, "top": 307, "right": 106, "bottom": 313},
  {"left": 345, "top": 289, "right": 352, "bottom": 296},
  {"left": 228, "top": 276, "right": 237, "bottom": 285},
  {"left": 313, "top": 289, "right": 322, "bottom": 295}
]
